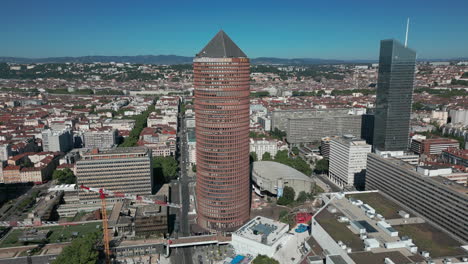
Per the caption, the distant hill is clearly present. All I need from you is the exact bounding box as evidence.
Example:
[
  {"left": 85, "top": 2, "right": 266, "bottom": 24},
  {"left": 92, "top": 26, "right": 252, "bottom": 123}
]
[
  {"left": 0, "top": 55, "right": 466, "bottom": 65},
  {"left": 0, "top": 55, "right": 194, "bottom": 65},
  {"left": 0, "top": 55, "right": 375, "bottom": 65}
]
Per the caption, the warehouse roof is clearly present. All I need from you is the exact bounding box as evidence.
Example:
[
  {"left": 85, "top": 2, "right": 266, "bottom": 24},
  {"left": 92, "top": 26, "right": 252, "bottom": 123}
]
[{"left": 252, "top": 161, "right": 311, "bottom": 181}]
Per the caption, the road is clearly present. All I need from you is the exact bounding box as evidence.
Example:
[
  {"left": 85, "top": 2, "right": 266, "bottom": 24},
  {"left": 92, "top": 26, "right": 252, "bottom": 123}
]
[
  {"left": 0, "top": 183, "right": 51, "bottom": 222},
  {"left": 314, "top": 173, "right": 342, "bottom": 193},
  {"left": 171, "top": 111, "right": 193, "bottom": 264}
]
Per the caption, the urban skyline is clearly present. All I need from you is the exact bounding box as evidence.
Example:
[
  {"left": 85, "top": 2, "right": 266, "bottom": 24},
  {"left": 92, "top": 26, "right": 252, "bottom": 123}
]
[
  {"left": 1, "top": 0, "right": 468, "bottom": 59},
  {"left": 0, "top": 4, "right": 467, "bottom": 263}
]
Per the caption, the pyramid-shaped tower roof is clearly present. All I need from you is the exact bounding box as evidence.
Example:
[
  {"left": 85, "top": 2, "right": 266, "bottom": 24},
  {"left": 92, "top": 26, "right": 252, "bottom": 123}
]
[{"left": 196, "top": 30, "right": 247, "bottom": 58}]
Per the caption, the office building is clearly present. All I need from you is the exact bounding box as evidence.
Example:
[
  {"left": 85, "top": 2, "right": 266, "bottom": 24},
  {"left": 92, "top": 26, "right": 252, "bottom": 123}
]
[
  {"left": 373, "top": 39, "right": 416, "bottom": 153},
  {"left": 449, "top": 109, "right": 468, "bottom": 125},
  {"left": 83, "top": 129, "right": 118, "bottom": 149},
  {"left": 76, "top": 147, "right": 152, "bottom": 204},
  {"left": 320, "top": 136, "right": 339, "bottom": 158},
  {"left": 360, "top": 113, "right": 375, "bottom": 145},
  {"left": 329, "top": 136, "right": 371, "bottom": 189},
  {"left": 271, "top": 109, "right": 362, "bottom": 144},
  {"left": 42, "top": 129, "right": 73, "bottom": 152},
  {"left": 366, "top": 153, "right": 468, "bottom": 243},
  {"left": 193, "top": 30, "right": 251, "bottom": 231},
  {"left": 311, "top": 191, "right": 468, "bottom": 263},
  {"left": 410, "top": 137, "right": 459, "bottom": 155}
]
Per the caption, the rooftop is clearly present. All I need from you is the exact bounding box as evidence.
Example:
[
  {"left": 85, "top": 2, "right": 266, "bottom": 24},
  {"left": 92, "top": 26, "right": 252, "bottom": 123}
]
[
  {"left": 196, "top": 30, "right": 247, "bottom": 58},
  {"left": 443, "top": 147, "right": 468, "bottom": 159},
  {"left": 82, "top": 146, "right": 148, "bottom": 156},
  {"left": 333, "top": 135, "right": 370, "bottom": 146},
  {"left": 252, "top": 161, "right": 312, "bottom": 181},
  {"left": 377, "top": 154, "right": 468, "bottom": 195},
  {"left": 431, "top": 176, "right": 467, "bottom": 195},
  {"left": 234, "top": 216, "right": 288, "bottom": 246}
]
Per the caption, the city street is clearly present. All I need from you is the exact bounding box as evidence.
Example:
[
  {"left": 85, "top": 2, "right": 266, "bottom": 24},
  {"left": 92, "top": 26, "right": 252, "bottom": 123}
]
[{"left": 171, "top": 112, "right": 193, "bottom": 264}]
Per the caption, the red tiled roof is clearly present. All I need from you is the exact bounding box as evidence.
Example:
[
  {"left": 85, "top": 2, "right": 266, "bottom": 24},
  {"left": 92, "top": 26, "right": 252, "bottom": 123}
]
[{"left": 4, "top": 165, "right": 20, "bottom": 170}]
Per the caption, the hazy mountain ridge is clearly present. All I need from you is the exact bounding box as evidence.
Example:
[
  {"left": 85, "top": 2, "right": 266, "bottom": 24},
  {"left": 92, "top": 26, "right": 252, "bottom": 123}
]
[{"left": 0, "top": 55, "right": 466, "bottom": 65}]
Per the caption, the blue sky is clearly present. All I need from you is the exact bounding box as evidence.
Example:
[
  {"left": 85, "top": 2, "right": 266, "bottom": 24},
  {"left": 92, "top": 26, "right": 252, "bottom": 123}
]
[{"left": 1, "top": 0, "right": 467, "bottom": 59}]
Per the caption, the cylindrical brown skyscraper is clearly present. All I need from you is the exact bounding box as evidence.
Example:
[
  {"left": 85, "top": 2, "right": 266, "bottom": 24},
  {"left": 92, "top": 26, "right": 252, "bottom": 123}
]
[{"left": 194, "top": 30, "right": 250, "bottom": 232}]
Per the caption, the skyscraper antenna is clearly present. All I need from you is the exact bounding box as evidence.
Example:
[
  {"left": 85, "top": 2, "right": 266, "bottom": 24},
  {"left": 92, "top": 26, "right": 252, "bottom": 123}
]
[{"left": 405, "top": 18, "right": 410, "bottom": 47}]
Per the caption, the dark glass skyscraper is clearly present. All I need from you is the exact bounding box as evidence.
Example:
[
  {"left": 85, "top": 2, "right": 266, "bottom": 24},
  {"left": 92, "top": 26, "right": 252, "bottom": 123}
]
[
  {"left": 193, "top": 30, "right": 251, "bottom": 231},
  {"left": 373, "top": 39, "right": 416, "bottom": 152}
]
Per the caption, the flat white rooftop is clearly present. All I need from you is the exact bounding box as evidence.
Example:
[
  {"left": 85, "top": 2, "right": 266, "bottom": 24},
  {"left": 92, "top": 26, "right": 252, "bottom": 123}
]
[{"left": 234, "top": 216, "right": 288, "bottom": 246}]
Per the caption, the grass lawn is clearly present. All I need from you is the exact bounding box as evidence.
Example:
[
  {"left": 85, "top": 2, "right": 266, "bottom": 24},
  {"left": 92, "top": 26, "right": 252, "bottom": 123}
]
[
  {"left": 348, "top": 192, "right": 403, "bottom": 219},
  {"left": 0, "top": 229, "right": 22, "bottom": 248},
  {"left": 394, "top": 224, "right": 465, "bottom": 258},
  {"left": 47, "top": 222, "right": 102, "bottom": 243},
  {"left": 0, "top": 222, "right": 101, "bottom": 248},
  {"left": 316, "top": 210, "right": 364, "bottom": 251}
]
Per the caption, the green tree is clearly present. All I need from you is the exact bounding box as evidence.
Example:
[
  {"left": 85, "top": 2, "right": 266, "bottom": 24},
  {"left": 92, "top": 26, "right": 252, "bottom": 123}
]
[
  {"left": 273, "top": 150, "right": 312, "bottom": 175},
  {"left": 250, "top": 152, "right": 258, "bottom": 162},
  {"left": 192, "top": 164, "right": 197, "bottom": 173},
  {"left": 291, "top": 147, "right": 299, "bottom": 155},
  {"left": 252, "top": 255, "right": 280, "bottom": 264},
  {"left": 270, "top": 128, "right": 286, "bottom": 140},
  {"left": 296, "top": 191, "right": 308, "bottom": 203},
  {"left": 250, "top": 91, "right": 270, "bottom": 97},
  {"left": 52, "top": 231, "right": 100, "bottom": 264},
  {"left": 53, "top": 168, "right": 76, "bottom": 184},
  {"left": 277, "top": 186, "right": 295, "bottom": 206},
  {"left": 262, "top": 152, "right": 272, "bottom": 161},
  {"left": 315, "top": 159, "right": 329, "bottom": 174},
  {"left": 153, "top": 156, "right": 178, "bottom": 183},
  {"left": 119, "top": 104, "right": 155, "bottom": 147},
  {"left": 412, "top": 101, "right": 425, "bottom": 111},
  {"left": 21, "top": 159, "right": 34, "bottom": 168}
]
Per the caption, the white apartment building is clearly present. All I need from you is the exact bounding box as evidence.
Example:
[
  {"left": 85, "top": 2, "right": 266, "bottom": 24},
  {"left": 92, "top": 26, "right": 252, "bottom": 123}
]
[
  {"left": 147, "top": 112, "right": 178, "bottom": 131},
  {"left": 250, "top": 138, "right": 278, "bottom": 160},
  {"left": 83, "top": 129, "right": 118, "bottom": 149},
  {"left": 329, "top": 135, "right": 371, "bottom": 189}
]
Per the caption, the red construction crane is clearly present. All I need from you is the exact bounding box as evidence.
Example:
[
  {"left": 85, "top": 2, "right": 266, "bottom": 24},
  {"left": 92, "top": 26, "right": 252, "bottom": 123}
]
[{"left": 79, "top": 184, "right": 181, "bottom": 263}]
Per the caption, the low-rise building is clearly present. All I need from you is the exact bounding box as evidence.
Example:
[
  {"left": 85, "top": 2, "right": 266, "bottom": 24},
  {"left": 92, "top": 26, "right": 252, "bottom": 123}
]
[
  {"left": 441, "top": 148, "right": 468, "bottom": 168},
  {"left": 231, "top": 216, "right": 290, "bottom": 258},
  {"left": 410, "top": 137, "right": 459, "bottom": 155},
  {"left": 250, "top": 138, "right": 278, "bottom": 160},
  {"left": 138, "top": 126, "right": 176, "bottom": 157},
  {"left": 252, "top": 161, "right": 313, "bottom": 198}
]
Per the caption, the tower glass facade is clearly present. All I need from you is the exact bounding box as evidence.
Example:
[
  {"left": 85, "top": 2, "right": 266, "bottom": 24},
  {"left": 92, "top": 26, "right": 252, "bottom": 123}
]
[
  {"left": 194, "top": 31, "right": 251, "bottom": 231},
  {"left": 373, "top": 39, "right": 416, "bottom": 152}
]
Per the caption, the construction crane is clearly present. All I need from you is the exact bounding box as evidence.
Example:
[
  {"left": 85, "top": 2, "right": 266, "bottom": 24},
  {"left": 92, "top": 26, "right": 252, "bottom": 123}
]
[{"left": 79, "top": 184, "right": 181, "bottom": 263}]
